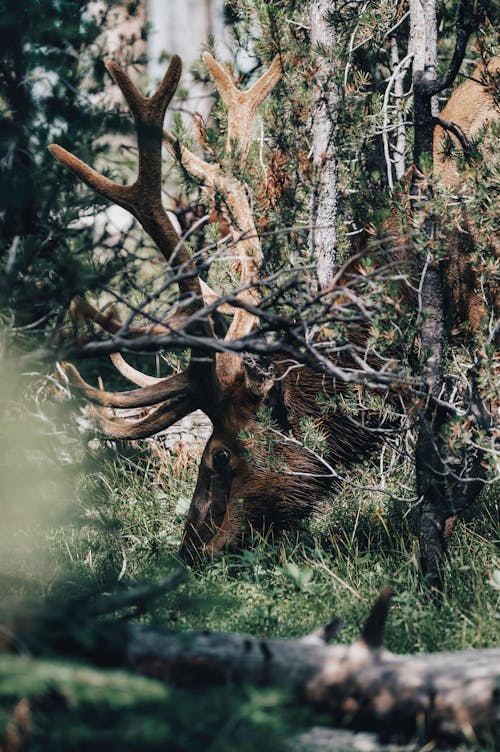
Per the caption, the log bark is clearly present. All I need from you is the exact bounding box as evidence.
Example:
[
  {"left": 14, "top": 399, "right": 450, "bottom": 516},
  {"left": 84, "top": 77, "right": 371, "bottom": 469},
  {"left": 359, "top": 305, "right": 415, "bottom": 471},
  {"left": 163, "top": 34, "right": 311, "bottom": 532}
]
[
  {"left": 128, "top": 590, "right": 500, "bottom": 746},
  {"left": 293, "top": 727, "right": 418, "bottom": 752}
]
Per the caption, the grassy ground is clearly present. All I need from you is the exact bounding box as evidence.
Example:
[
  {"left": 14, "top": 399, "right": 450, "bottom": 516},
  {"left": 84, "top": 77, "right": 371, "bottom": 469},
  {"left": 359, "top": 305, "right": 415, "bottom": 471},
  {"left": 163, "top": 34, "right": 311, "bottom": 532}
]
[
  {"left": 53, "top": 439, "right": 499, "bottom": 655},
  {"left": 2, "top": 389, "right": 499, "bottom": 750}
]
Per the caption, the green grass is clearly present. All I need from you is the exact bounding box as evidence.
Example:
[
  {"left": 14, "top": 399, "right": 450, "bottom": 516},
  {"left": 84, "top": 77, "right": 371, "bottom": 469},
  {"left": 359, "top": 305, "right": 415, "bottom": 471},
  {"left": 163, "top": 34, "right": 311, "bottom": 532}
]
[
  {"left": 58, "top": 441, "right": 499, "bottom": 655},
  {"left": 2, "top": 394, "right": 499, "bottom": 750}
]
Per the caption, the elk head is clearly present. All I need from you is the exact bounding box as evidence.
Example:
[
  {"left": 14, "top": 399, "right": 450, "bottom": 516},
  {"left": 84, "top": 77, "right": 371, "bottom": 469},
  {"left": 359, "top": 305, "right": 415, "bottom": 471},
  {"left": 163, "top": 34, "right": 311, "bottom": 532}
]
[
  {"left": 50, "top": 52, "right": 499, "bottom": 563},
  {"left": 49, "top": 52, "right": 297, "bottom": 562}
]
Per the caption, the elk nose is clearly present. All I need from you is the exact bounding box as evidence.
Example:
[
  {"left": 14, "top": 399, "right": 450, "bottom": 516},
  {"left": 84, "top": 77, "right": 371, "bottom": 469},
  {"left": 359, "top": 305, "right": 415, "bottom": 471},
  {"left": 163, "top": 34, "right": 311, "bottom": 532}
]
[{"left": 212, "top": 449, "right": 230, "bottom": 472}]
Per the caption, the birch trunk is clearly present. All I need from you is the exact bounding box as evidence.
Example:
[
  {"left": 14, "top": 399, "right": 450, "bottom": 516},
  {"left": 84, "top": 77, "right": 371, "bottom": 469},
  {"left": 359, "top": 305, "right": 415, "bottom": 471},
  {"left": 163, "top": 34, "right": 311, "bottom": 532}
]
[
  {"left": 310, "top": 0, "right": 339, "bottom": 290},
  {"left": 409, "top": 0, "right": 438, "bottom": 160},
  {"left": 390, "top": 36, "right": 408, "bottom": 182}
]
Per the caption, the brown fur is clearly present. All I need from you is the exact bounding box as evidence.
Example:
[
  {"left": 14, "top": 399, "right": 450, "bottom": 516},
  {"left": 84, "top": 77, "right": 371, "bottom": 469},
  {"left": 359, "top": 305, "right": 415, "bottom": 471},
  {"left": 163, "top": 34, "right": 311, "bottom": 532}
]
[
  {"left": 434, "top": 57, "right": 499, "bottom": 331},
  {"left": 179, "top": 356, "right": 385, "bottom": 560},
  {"left": 433, "top": 57, "right": 499, "bottom": 186}
]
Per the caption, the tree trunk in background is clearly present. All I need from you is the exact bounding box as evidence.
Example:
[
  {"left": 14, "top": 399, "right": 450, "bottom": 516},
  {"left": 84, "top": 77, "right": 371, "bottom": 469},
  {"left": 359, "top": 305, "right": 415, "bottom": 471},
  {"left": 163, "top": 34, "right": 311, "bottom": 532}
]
[
  {"left": 310, "top": 0, "right": 339, "bottom": 290},
  {"left": 389, "top": 36, "right": 408, "bottom": 182},
  {"left": 409, "top": 0, "right": 438, "bottom": 159},
  {"left": 147, "top": 0, "right": 227, "bottom": 121},
  {"left": 409, "top": 0, "right": 468, "bottom": 591}
]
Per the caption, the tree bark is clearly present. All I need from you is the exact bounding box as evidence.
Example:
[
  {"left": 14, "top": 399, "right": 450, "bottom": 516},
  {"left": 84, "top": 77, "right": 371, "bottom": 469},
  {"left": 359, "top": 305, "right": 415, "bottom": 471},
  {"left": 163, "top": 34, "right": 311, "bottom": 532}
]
[
  {"left": 390, "top": 36, "right": 408, "bottom": 182},
  {"left": 410, "top": 0, "right": 467, "bottom": 590},
  {"left": 409, "top": 0, "right": 448, "bottom": 590},
  {"left": 128, "top": 590, "right": 500, "bottom": 745},
  {"left": 408, "top": 0, "right": 492, "bottom": 589},
  {"left": 310, "top": 0, "right": 339, "bottom": 290},
  {"left": 409, "top": 0, "right": 439, "bottom": 151}
]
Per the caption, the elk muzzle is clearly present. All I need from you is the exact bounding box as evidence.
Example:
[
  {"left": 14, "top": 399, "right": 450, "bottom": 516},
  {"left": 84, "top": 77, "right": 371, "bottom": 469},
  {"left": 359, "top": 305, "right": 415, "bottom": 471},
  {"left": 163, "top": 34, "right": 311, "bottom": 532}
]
[{"left": 179, "top": 448, "right": 235, "bottom": 563}]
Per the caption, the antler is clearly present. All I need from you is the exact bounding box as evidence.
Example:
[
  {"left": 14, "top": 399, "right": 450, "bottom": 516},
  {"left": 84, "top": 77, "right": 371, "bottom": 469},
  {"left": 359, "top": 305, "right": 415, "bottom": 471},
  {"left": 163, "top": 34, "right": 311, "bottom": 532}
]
[
  {"left": 50, "top": 57, "right": 220, "bottom": 439},
  {"left": 50, "top": 57, "right": 201, "bottom": 311},
  {"left": 68, "top": 296, "right": 171, "bottom": 338},
  {"left": 61, "top": 362, "right": 191, "bottom": 408},
  {"left": 204, "top": 53, "right": 282, "bottom": 165},
  {"left": 163, "top": 53, "right": 282, "bottom": 347},
  {"left": 50, "top": 54, "right": 281, "bottom": 439}
]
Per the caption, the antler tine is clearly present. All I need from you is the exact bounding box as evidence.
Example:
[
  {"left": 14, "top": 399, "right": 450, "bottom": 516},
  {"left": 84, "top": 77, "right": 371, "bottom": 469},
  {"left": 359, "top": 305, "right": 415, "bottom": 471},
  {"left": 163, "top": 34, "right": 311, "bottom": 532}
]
[
  {"left": 202, "top": 53, "right": 238, "bottom": 109},
  {"left": 70, "top": 296, "right": 170, "bottom": 338},
  {"left": 65, "top": 292, "right": 219, "bottom": 400},
  {"left": 105, "top": 55, "right": 182, "bottom": 124},
  {"left": 110, "top": 353, "right": 163, "bottom": 386},
  {"left": 66, "top": 296, "right": 196, "bottom": 400},
  {"left": 105, "top": 57, "right": 182, "bottom": 197},
  {"left": 50, "top": 55, "right": 206, "bottom": 315},
  {"left": 89, "top": 397, "right": 197, "bottom": 440},
  {"left": 163, "top": 55, "right": 283, "bottom": 346},
  {"left": 162, "top": 134, "right": 261, "bottom": 340},
  {"left": 245, "top": 56, "right": 282, "bottom": 112},
  {"left": 48, "top": 144, "right": 134, "bottom": 209},
  {"left": 61, "top": 362, "right": 191, "bottom": 408},
  {"left": 203, "top": 52, "right": 282, "bottom": 164},
  {"left": 163, "top": 130, "right": 220, "bottom": 185},
  {"left": 199, "top": 279, "right": 236, "bottom": 316}
]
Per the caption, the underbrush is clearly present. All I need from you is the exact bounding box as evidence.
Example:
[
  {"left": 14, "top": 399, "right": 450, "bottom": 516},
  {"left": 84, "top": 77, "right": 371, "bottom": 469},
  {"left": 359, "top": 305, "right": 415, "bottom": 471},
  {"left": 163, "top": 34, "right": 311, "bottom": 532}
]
[
  {"left": 57, "top": 440, "right": 499, "bottom": 655},
  {"left": 2, "top": 383, "right": 499, "bottom": 750},
  {"left": 0, "top": 654, "right": 316, "bottom": 752}
]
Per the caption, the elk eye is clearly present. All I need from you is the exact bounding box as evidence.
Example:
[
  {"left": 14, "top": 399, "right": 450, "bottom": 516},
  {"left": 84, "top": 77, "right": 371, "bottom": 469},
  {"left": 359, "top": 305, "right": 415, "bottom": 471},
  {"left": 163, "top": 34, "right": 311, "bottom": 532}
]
[{"left": 212, "top": 449, "right": 230, "bottom": 472}]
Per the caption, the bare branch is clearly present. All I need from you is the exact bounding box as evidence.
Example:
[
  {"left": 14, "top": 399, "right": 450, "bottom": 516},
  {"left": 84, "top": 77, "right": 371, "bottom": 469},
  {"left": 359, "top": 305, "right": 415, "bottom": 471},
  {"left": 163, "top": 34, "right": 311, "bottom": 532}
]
[{"left": 433, "top": 115, "right": 473, "bottom": 157}]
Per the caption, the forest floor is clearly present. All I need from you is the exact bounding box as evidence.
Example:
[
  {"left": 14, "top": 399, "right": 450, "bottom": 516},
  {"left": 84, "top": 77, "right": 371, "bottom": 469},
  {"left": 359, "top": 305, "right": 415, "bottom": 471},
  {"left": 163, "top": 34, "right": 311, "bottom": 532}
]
[
  {"left": 58, "top": 440, "right": 500, "bottom": 653},
  {"left": 1, "top": 413, "right": 499, "bottom": 751}
]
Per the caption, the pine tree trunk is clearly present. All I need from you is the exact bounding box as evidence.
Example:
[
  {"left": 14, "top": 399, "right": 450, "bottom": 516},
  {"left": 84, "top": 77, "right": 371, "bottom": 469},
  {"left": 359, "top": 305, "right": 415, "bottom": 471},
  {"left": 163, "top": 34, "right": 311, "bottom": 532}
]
[{"left": 409, "top": 0, "right": 451, "bottom": 590}]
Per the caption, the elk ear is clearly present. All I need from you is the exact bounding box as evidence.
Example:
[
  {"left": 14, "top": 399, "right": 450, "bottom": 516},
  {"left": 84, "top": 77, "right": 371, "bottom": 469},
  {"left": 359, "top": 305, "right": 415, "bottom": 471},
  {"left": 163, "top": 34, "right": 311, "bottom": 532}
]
[{"left": 243, "top": 357, "right": 275, "bottom": 399}]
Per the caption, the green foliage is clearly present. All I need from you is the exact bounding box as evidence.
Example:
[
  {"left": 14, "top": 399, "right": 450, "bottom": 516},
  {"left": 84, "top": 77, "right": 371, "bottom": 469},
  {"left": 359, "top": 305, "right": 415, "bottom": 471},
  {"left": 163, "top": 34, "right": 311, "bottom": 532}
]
[
  {"left": 0, "top": 358, "right": 78, "bottom": 596},
  {"left": 0, "top": 357, "right": 498, "bottom": 748},
  {"left": 0, "top": 368, "right": 328, "bottom": 746},
  {"left": 0, "top": 0, "right": 146, "bottom": 345},
  {"left": 1, "top": 655, "right": 318, "bottom": 751},
  {"left": 297, "top": 415, "right": 329, "bottom": 455},
  {"left": 1, "top": 1, "right": 499, "bottom": 747}
]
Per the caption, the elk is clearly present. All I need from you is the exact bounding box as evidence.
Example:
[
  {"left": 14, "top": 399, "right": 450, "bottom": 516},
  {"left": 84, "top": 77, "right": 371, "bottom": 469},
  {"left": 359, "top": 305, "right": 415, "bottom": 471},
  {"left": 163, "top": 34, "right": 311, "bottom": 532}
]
[{"left": 49, "top": 53, "right": 498, "bottom": 562}]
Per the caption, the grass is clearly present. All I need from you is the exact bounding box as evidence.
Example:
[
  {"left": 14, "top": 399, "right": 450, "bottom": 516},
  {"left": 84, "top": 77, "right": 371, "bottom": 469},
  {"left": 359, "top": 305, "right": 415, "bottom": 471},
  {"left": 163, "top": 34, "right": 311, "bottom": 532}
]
[
  {"left": 2, "top": 385, "right": 499, "bottom": 750},
  {"left": 58, "top": 439, "right": 499, "bottom": 655}
]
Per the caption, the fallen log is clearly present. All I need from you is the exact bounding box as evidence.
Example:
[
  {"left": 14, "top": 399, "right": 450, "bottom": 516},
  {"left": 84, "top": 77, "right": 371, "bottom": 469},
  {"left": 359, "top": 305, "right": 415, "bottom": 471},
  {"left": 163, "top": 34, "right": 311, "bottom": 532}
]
[
  {"left": 128, "top": 589, "right": 500, "bottom": 747},
  {"left": 292, "top": 727, "right": 418, "bottom": 752}
]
